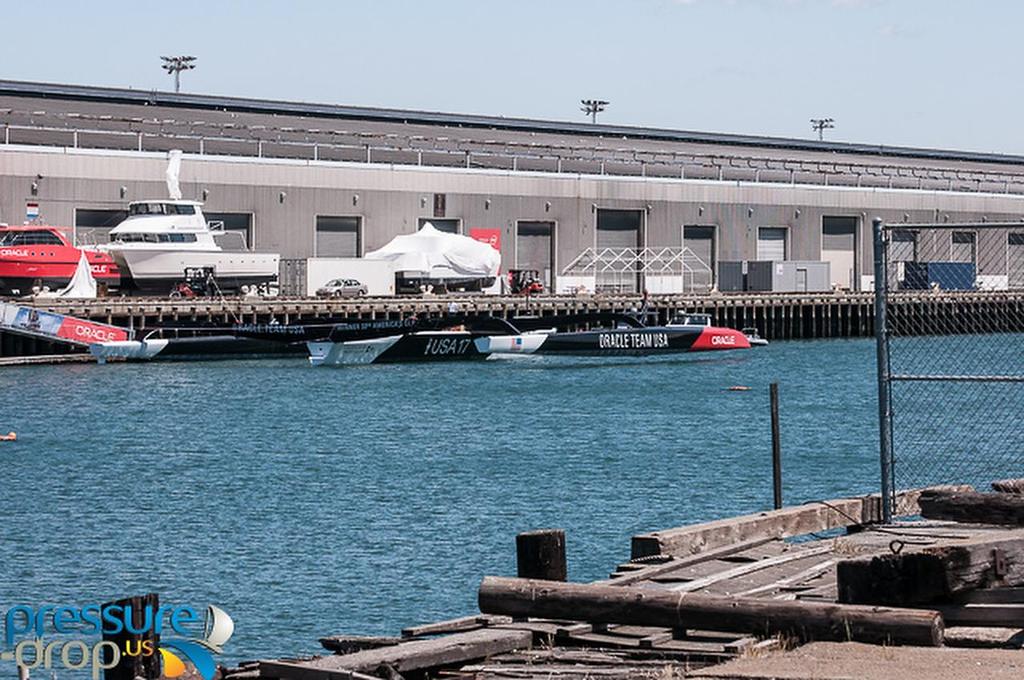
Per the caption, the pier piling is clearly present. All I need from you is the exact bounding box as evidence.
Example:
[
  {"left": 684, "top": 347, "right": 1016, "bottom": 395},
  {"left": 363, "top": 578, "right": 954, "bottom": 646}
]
[{"left": 516, "top": 529, "right": 567, "bottom": 581}]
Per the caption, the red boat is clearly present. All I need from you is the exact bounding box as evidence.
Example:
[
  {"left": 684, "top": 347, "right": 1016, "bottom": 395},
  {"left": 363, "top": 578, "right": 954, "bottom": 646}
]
[{"left": 0, "top": 225, "right": 120, "bottom": 296}]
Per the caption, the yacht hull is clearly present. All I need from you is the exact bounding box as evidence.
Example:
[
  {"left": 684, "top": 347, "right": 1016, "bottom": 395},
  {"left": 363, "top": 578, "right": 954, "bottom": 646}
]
[
  {"left": 109, "top": 248, "right": 279, "bottom": 293},
  {"left": 478, "top": 325, "right": 752, "bottom": 356},
  {"left": 308, "top": 331, "right": 491, "bottom": 366}
]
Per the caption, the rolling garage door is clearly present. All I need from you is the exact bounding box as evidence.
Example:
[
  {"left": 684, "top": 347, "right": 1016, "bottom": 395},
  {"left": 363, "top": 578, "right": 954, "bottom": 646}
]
[
  {"left": 890, "top": 229, "right": 918, "bottom": 290},
  {"left": 951, "top": 231, "right": 976, "bottom": 263},
  {"left": 419, "top": 218, "right": 460, "bottom": 234},
  {"left": 316, "top": 216, "right": 361, "bottom": 257},
  {"left": 757, "top": 227, "right": 787, "bottom": 261},
  {"left": 205, "top": 212, "right": 254, "bottom": 251},
  {"left": 596, "top": 209, "right": 641, "bottom": 293},
  {"left": 822, "top": 216, "right": 857, "bottom": 290},
  {"left": 74, "top": 208, "right": 126, "bottom": 246},
  {"left": 890, "top": 229, "right": 917, "bottom": 262},
  {"left": 683, "top": 225, "right": 715, "bottom": 291},
  {"left": 516, "top": 221, "right": 554, "bottom": 288},
  {"left": 1009, "top": 233, "right": 1024, "bottom": 288}
]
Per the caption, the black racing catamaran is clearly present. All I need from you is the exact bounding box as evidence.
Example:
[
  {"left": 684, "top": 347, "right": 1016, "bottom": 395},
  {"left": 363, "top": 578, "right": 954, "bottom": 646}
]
[{"left": 307, "top": 312, "right": 751, "bottom": 366}]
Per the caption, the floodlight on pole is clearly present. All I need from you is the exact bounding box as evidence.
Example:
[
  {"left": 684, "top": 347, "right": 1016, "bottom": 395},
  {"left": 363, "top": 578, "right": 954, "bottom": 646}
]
[
  {"left": 581, "top": 99, "right": 609, "bottom": 124},
  {"left": 810, "top": 117, "right": 835, "bottom": 141},
  {"left": 161, "top": 56, "right": 197, "bottom": 93}
]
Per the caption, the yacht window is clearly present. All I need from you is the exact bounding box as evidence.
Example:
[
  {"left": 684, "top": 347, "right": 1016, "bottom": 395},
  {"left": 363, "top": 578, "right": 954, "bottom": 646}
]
[
  {"left": 170, "top": 205, "right": 196, "bottom": 215},
  {"left": 128, "top": 203, "right": 167, "bottom": 216},
  {"left": 1, "top": 231, "right": 65, "bottom": 246}
]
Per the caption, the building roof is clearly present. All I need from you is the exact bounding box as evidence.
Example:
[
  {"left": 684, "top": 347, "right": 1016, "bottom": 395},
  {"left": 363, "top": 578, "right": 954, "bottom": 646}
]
[{"left": 3, "top": 78, "right": 1023, "bottom": 167}]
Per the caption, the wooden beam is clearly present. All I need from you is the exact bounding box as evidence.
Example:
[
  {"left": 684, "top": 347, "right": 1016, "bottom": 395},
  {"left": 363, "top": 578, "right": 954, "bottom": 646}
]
[
  {"left": 400, "top": 614, "right": 511, "bottom": 639},
  {"left": 919, "top": 490, "right": 1024, "bottom": 525},
  {"left": 631, "top": 488, "right": 967, "bottom": 559},
  {"left": 318, "top": 636, "right": 401, "bottom": 654},
  {"left": 992, "top": 479, "right": 1024, "bottom": 494},
  {"left": 837, "top": 531, "right": 1024, "bottom": 606},
  {"left": 478, "top": 576, "right": 944, "bottom": 646},
  {"left": 936, "top": 604, "right": 1024, "bottom": 627},
  {"left": 260, "top": 628, "right": 532, "bottom": 679}
]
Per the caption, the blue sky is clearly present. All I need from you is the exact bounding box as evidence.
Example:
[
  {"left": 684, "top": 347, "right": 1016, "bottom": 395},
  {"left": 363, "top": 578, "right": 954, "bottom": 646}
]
[{"left": 1, "top": 1, "right": 1019, "bottom": 153}]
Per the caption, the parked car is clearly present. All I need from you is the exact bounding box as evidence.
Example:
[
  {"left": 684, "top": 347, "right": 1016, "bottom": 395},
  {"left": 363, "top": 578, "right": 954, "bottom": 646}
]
[{"left": 316, "top": 278, "right": 368, "bottom": 298}]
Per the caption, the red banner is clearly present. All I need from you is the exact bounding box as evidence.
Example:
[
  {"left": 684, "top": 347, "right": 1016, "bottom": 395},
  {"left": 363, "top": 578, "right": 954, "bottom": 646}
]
[
  {"left": 469, "top": 228, "right": 501, "bottom": 251},
  {"left": 56, "top": 317, "right": 129, "bottom": 344}
]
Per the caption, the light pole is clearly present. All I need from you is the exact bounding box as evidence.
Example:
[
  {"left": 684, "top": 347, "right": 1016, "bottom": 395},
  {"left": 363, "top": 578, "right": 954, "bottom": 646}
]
[
  {"left": 810, "top": 117, "right": 835, "bottom": 141},
  {"left": 581, "top": 99, "right": 609, "bottom": 124},
  {"left": 161, "top": 56, "right": 197, "bottom": 93}
]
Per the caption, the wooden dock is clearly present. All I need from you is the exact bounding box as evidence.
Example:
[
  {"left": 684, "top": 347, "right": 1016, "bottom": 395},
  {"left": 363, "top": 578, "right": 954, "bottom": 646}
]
[
  {"left": 229, "top": 484, "right": 1024, "bottom": 680},
  {"left": 10, "top": 289, "right": 1024, "bottom": 348}
]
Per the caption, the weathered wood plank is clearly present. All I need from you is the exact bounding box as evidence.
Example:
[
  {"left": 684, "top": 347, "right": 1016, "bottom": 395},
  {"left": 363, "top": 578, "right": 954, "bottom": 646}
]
[
  {"left": 919, "top": 489, "right": 1024, "bottom": 525},
  {"left": 260, "top": 628, "right": 532, "bottom": 678},
  {"left": 400, "top": 614, "right": 511, "bottom": 638},
  {"left": 602, "top": 538, "right": 778, "bottom": 586},
  {"left": 318, "top": 635, "right": 402, "bottom": 654},
  {"left": 837, "top": 531, "right": 1024, "bottom": 605},
  {"left": 667, "top": 545, "right": 832, "bottom": 593},
  {"left": 736, "top": 559, "right": 837, "bottom": 598},
  {"left": 632, "top": 487, "right": 970, "bottom": 559},
  {"left": 478, "top": 576, "right": 943, "bottom": 646},
  {"left": 937, "top": 604, "right": 1024, "bottom": 627},
  {"left": 992, "top": 479, "right": 1024, "bottom": 494}
]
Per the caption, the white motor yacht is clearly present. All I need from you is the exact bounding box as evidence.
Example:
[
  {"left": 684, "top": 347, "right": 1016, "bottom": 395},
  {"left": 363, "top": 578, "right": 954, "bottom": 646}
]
[
  {"left": 101, "top": 149, "right": 279, "bottom": 295},
  {"left": 104, "top": 200, "right": 279, "bottom": 294}
]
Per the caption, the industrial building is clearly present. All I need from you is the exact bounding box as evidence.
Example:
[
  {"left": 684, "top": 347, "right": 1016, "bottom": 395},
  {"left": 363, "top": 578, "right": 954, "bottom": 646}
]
[{"left": 4, "top": 79, "right": 1024, "bottom": 294}]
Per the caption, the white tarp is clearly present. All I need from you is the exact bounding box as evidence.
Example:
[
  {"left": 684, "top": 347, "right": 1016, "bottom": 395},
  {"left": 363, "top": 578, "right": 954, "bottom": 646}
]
[
  {"left": 364, "top": 223, "right": 500, "bottom": 278},
  {"left": 35, "top": 252, "right": 98, "bottom": 299}
]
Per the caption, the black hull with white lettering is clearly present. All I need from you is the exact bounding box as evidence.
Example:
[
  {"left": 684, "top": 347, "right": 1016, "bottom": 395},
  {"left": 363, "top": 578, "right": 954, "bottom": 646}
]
[
  {"left": 308, "top": 331, "right": 492, "bottom": 366},
  {"left": 478, "top": 325, "right": 752, "bottom": 356}
]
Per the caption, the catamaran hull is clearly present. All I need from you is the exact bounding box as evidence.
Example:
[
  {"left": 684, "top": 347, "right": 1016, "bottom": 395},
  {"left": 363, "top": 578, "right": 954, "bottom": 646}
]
[
  {"left": 308, "top": 331, "right": 491, "bottom": 366},
  {"left": 478, "top": 326, "right": 751, "bottom": 356},
  {"left": 91, "top": 335, "right": 302, "bottom": 362}
]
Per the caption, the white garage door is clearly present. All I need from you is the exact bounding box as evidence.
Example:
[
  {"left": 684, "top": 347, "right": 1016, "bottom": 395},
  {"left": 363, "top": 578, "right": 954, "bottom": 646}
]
[{"left": 757, "top": 227, "right": 787, "bottom": 261}]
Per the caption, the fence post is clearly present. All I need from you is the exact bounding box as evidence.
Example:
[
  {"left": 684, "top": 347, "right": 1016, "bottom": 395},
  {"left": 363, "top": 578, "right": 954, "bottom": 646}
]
[
  {"left": 770, "top": 382, "right": 783, "bottom": 510},
  {"left": 873, "top": 217, "right": 894, "bottom": 523}
]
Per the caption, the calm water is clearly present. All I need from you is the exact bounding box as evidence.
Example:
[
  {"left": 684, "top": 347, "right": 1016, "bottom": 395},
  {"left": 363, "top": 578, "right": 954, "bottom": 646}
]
[{"left": 0, "top": 339, "right": 879, "bottom": 665}]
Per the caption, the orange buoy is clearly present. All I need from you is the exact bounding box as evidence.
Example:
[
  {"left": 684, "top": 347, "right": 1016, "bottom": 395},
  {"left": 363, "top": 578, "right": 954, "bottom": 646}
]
[{"left": 1, "top": 431, "right": 16, "bottom": 442}]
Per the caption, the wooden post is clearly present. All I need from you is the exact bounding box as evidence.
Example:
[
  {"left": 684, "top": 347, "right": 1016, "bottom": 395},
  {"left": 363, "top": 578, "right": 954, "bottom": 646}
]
[
  {"left": 770, "top": 382, "right": 783, "bottom": 510},
  {"left": 516, "top": 529, "right": 567, "bottom": 581},
  {"left": 478, "top": 576, "right": 943, "bottom": 646}
]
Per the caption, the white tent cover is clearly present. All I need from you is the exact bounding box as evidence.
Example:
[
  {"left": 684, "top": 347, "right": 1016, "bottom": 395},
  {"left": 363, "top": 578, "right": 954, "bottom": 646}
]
[
  {"left": 364, "top": 223, "right": 500, "bottom": 278},
  {"left": 35, "top": 251, "right": 98, "bottom": 299}
]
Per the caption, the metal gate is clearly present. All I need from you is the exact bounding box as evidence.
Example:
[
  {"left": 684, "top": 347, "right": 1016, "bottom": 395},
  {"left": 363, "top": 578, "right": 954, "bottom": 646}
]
[{"left": 873, "top": 219, "right": 1024, "bottom": 521}]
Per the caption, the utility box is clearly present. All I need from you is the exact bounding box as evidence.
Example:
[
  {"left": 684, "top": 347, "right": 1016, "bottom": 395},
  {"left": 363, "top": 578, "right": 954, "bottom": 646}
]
[
  {"left": 747, "top": 261, "right": 831, "bottom": 293},
  {"left": 900, "top": 262, "right": 976, "bottom": 291},
  {"left": 717, "top": 261, "right": 746, "bottom": 292}
]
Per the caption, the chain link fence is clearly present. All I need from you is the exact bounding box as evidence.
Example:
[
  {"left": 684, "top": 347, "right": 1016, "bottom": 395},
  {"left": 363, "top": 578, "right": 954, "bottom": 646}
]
[{"left": 875, "top": 220, "right": 1024, "bottom": 515}]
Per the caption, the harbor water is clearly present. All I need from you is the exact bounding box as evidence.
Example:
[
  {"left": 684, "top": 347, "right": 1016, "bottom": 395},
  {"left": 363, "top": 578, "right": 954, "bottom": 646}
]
[{"left": 0, "top": 339, "right": 879, "bottom": 665}]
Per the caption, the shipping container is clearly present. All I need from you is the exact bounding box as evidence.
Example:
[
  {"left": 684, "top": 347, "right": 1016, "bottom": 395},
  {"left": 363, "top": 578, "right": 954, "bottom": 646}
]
[
  {"left": 746, "top": 261, "right": 831, "bottom": 292},
  {"left": 717, "top": 261, "right": 745, "bottom": 292},
  {"left": 900, "top": 262, "right": 976, "bottom": 291}
]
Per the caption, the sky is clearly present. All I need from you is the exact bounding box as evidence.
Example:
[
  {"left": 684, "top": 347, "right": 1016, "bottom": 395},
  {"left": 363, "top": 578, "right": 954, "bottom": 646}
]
[{"left": 1, "top": 0, "right": 1021, "bottom": 154}]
